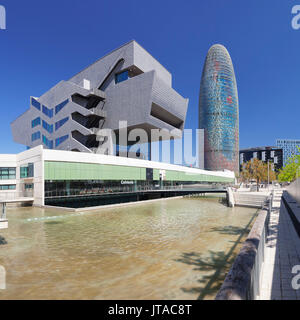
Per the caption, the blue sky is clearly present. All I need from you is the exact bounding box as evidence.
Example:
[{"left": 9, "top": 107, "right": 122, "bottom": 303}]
[{"left": 0, "top": 0, "right": 299, "bottom": 154}]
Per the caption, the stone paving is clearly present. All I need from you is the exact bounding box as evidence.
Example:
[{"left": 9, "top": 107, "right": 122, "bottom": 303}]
[{"left": 259, "top": 190, "right": 300, "bottom": 300}]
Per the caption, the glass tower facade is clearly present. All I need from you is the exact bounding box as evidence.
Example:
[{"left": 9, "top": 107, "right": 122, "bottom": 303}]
[
  {"left": 199, "top": 44, "right": 239, "bottom": 172},
  {"left": 276, "top": 139, "right": 300, "bottom": 167}
]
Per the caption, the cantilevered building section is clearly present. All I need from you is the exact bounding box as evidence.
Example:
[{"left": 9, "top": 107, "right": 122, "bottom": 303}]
[
  {"left": 199, "top": 44, "right": 239, "bottom": 172},
  {"left": 11, "top": 41, "right": 188, "bottom": 155}
]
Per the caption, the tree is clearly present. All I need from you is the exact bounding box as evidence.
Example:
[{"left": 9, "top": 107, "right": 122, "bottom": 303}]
[
  {"left": 278, "top": 148, "right": 300, "bottom": 183},
  {"left": 240, "top": 158, "right": 276, "bottom": 190}
]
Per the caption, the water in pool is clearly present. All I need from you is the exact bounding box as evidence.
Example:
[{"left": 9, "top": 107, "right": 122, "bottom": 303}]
[{"left": 0, "top": 197, "right": 257, "bottom": 300}]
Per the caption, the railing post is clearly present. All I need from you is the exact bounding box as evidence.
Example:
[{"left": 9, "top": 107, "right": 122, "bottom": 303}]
[
  {"left": 269, "top": 190, "right": 273, "bottom": 214},
  {"left": 1, "top": 203, "right": 6, "bottom": 220}
]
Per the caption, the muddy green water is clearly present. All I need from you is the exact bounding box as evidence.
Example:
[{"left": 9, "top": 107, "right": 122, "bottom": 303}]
[{"left": 0, "top": 197, "right": 257, "bottom": 300}]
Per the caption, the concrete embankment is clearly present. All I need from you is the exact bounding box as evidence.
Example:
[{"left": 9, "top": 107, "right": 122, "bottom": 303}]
[
  {"left": 232, "top": 191, "right": 270, "bottom": 208},
  {"left": 217, "top": 187, "right": 300, "bottom": 300},
  {"left": 287, "top": 178, "right": 300, "bottom": 205},
  {"left": 215, "top": 207, "right": 269, "bottom": 300}
]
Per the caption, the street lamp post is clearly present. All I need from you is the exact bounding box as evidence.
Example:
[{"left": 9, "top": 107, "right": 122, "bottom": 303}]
[{"left": 268, "top": 159, "right": 269, "bottom": 190}]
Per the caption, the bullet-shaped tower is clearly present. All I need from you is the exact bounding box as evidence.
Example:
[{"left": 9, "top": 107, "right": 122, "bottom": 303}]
[{"left": 199, "top": 44, "right": 239, "bottom": 172}]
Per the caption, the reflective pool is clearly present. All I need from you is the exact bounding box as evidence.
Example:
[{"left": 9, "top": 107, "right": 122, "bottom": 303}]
[{"left": 0, "top": 197, "right": 257, "bottom": 300}]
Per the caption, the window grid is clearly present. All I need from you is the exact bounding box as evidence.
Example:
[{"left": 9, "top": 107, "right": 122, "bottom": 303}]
[
  {"left": 115, "top": 70, "right": 129, "bottom": 84},
  {"left": 55, "top": 117, "right": 69, "bottom": 131},
  {"left": 31, "top": 131, "right": 41, "bottom": 142},
  {"left": 31, "top": 98, "right": 41, "bottom": 111},
  {"left": 42, "top": 135, "right": 53, "bottom": 149},
  {"left": 42, "top": 120, "right": 53, "bottom": 133},
  {"left": 55, "top": 135, "right": 69, "bottom": 147},
  {"left": 31, "top": 117, "right": 41, "bottom": 128},
  {"left": 55, "top": 99, "right": 69, "bottom": 114},
  {"left": 0, "top": 185, "right": 16, "bottom": 190},
  {"left": 0, "top": 168, "right": 16, "bottom": 180},
  {"left": 42, "top": 105, "right": 53, "bottom": 118}
]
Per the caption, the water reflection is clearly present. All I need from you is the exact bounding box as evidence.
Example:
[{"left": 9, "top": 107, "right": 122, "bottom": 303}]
[{"left": 0, "top": 197, "right": 257, "bottom": 300}]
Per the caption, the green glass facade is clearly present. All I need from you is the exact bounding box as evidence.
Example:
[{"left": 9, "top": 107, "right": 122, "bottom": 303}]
[{"left": 44, "top": 161, "right": 233, "bottom": 183}]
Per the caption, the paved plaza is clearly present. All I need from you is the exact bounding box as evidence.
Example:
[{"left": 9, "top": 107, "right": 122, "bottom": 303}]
[{"left": 259, "top": 189, "right": 300, "bottom": 300}]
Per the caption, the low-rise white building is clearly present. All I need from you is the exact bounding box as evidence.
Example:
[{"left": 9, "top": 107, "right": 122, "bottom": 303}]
[{"left": 0, "top": 146, "right": 235, "bottom": 208}]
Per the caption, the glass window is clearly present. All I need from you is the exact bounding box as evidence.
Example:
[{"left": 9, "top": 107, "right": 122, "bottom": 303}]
[
  {"left": 55, "top": 99, "right": 69, "bottom": 114},
  {"left": 31, "top": 98, "right": 41, "bottom": 111},
  {"left": 42, "top": 105, "right": 53, "bottom": 118},
  {"left": 42, "top": 135, "right": 53, "bottom": 149},
  {"left": 55, "top": 117, "right": 69, "bottom": 131},
  {"left": 20, "top": 164, "right": 34, "bottom": 179},
  {"left": 31, "top": 131, "right": 41, "bottom": 142},
  {"left": 0, "top": 168, "right": 16, "bottom": 180},
  {"left": 31, "top": 117, "right": 41, "bottom": 128},
  {"left": 115, "top": 70, "right": 129, "bottom": 84},
  {"left": 55, "top": 135, "right": 69, "bottom": 147},
  {"left": 20, "top": 166, "right": 27, "bottom": 178},
  {"left": 42, "top": 120, "right": 53, "bottom": 133},
  {"left": 0, "top": 185, "right": 16, "bottom": 190}
]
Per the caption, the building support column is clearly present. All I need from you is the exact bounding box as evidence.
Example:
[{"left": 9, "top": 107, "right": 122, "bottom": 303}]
[
  {"left": 1, "top": 203, "right": 6, "bottom": 220},
  {"left": 66, "top": 181, "right": 71, "bottom": 196}
]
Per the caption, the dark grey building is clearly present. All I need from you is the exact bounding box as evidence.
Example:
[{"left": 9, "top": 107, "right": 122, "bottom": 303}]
[
  {"left": 11, "top": 41, "right": 189, "bottom": 155},
  {"left": 239, "top": 146, "right": 283, "bottom": 172}
]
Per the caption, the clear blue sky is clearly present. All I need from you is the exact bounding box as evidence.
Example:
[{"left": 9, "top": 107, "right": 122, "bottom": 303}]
[{"left": 0, "top": 0, "right": 299, "bottom": 154}]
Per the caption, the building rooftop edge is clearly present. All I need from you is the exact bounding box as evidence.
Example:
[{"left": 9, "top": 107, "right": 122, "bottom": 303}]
[
  {"left": 240, "top": 146, "right": 280, "bottom": 152},
  {"left": 15, "top": 146, "right": 234, "bottom": 178},
  {"left": 68, "top": 40, "right": 171, "bottom": 82}
]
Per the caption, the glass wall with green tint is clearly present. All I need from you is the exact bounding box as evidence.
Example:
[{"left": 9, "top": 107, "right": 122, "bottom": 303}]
[
  {"left": 44, "top": 161, "right": 233, "bottom": 183},
  {"left": 150, "top": 168, "right": 232, "bottom": 183},
  {"left": 44, "top": 161, "right": 146, "bottom": 181}
]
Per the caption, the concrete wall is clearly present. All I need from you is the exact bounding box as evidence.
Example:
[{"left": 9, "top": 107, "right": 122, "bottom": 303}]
[
  {"left": 16, "top": 146, "right": 44, "bottom": 206},
  {"left": 0, "top": 147, "right": 44, "bottom": 205},
  {"left": 287, "top": 178, "right": 300, "bottom": 205}
]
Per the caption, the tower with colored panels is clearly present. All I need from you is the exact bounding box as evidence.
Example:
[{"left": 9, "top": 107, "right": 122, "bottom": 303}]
[{"left": 199, "top": 44, "right": 239, "bottom": 172}]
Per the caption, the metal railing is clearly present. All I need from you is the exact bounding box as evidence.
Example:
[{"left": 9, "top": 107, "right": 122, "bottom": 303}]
[
  {"left": 44, "top": 186, "right": 185, "bottom": 198},
  {"left": 0, "top": 203, "right": 6, "bottom": 220},
  {"left": 216, "top": 190, "right": 273, "bottom": 300},
  {"left": 249, "top": 192, "right": 273, "bottom": 299},
  {"left": 44, "top": 184, "right": 226, "bottom": 198},
  {"left": 251, "top": 190, "right": 273, "bottom": 298}
]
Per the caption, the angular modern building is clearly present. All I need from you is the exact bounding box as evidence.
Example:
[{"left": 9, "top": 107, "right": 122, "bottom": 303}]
[
  {"left": 11, "top": 41, "right": 189, "bottom": 156},
  {"left": 199, "top": 44, "right": 239, "bottom": 172}
]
